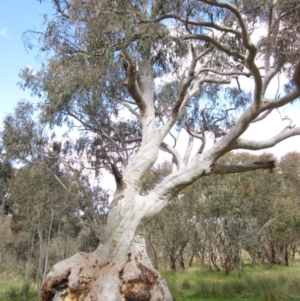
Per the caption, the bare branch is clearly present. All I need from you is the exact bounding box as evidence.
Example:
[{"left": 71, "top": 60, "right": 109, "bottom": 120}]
[
  {"left": 196, "top": 68, "right": 251, "bottom": 78},
  {"left": 234, "top": 127, "right": 300, "bottom": 151},
  {"left": 182, "top": 34, "right": 246, "bottom": 62},
  {"left": 200, "top": 0, "right": 262, "bottom": 108},
  {"left": 171, "top": 44, "right": 200, "bottom": 115},
  {"left": 262, "top": 89, "right": 300, "bottom": 110},
  {"left": 185, "top": 109, "right": 207, "bottom": 154},
  {"left": 262, "top": 61, "right": 300, "bottom": 109},
  {"left": 212, "top": 161, "right": 275, "bottom": 175},
  {"left": 258, "top": 217, "right": 278, "bottom": 235},
  {"left": 161, "top": 76, "right": 231, "bottom": 139},
  {"left": 151, "top": 14, "right": 242, "bottom": 37},
  {"left": 53, "top": 0, "right": 70, "bottom": 19},
  {"left": 115, "top": 96, "right": 140, "bottom": 118},
  {"left": 160, "top": 142, "right": 184, "bottom": 170}
]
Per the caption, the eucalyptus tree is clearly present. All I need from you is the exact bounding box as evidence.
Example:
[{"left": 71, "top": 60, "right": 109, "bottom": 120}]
[
  {"left": 17, "top": 0, "right": 300, "bottom": 299},
  {"left": 0, "top": 158, "right": 13, "bottom": 217}
]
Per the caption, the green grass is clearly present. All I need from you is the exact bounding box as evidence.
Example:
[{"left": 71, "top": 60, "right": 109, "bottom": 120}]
[
  {"left": 0, "top": 276, "right": 37, "bottom": 301},
  {"left": 162, "top": 262, "right": 300, "bottom": 301},
  {"left": 0, "top": 275, "right": 22, "bottom": 293},
  {"left": 1, "top": 263, "right": 300, "bottom": 301}
]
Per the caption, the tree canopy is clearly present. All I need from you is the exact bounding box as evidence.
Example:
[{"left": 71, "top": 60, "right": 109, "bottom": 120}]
[{"left": 16, "top": 0, "right": 300, "bottom": 178}]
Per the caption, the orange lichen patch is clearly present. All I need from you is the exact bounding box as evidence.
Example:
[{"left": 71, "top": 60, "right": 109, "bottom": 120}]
[
  {"left": 120, "top": 260, "right": 159, "bottom": 301},
  {"left": 41, "top": 254, "right": 102, "bottom": 301},
  {"left": 121, "top": 281, "right": 150, "bottom": 301},
  {"left": 64, "top": 288, "right": 89, "bottom": 301},
  {"left": 137, "top": 263, "right": 158, "bottom": 290},
  {"left": 40, "top": 268, "right": 71, "bottom": 301}
]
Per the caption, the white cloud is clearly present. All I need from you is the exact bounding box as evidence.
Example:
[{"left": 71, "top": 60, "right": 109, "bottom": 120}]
[{"left": 0, "top": 28, "right": 8, "bottom": 38}]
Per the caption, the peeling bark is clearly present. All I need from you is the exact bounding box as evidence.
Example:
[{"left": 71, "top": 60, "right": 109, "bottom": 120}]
[{"left": 41, "top": 232, "right": 172, "bottom": 301}]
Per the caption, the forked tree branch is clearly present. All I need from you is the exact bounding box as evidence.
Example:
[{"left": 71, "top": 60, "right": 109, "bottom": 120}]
[
  {"left": 160, "top": 142, "right": 184, "bottom": 170},
  {"left": 121, "top": 50, "right": 146, "bottom": 111},
  {"left": 251, "top": 109, "right": 273, "bottom": 123}
]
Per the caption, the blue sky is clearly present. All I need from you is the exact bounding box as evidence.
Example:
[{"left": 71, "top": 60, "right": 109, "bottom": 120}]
[{"left": 0, "top": 0, "right": 53, "bottom": 121}]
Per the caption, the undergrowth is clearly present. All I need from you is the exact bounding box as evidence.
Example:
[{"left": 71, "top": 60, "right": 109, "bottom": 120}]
[{"left": 162, "top": 262, "right": 300, "bottom": 301}]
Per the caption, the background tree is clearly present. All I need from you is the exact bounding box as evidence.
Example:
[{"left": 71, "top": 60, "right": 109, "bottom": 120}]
[
  {"left": 0, "top": 158, "right": 13, "bottom": 217},
  {"left": 3, "top": 0, "right": 300, "bottom": 299}
]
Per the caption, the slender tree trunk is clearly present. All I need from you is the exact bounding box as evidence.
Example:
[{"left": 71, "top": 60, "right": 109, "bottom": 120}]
[
  {"left": 271, "top": 243, "right": 276, "bottom": 264},
  {"left": 37, "top": 214, "right": 45, "bottom": 298},
  {"left": 0, "top": 195, "right": 6, "bottom": 217},
  {"left": 284, "top": 239, "right": 289, "bottom": 267},
  {"left": 292, "top": 245, "right": 296, "bottom": 260},
  {"left": 169, "top": 253, "right": 177, "bottom": 272},
  {"left": 179, "top": 253, "right": 185, "bottom": 269},
  {"left": 188, "top": 250, "right": 195, "bottom": 267},
  {"left": 42, "top": 209, "right": 54, "bottom": 284},
  {"left": 24, "top": 232, "right": 35, "bottom": 288},
  {"left": 210, "top": 254, "right": 223, "bottom": 272}
]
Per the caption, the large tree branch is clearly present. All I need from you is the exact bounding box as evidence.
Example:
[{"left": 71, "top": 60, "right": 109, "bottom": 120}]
[
  {"left": 122, "top": 50, "right": 146, "bottom": 110},
  {"left": 264, "top": 3, "right": 279, "bottom": 73},
  {"left": 146, "top": 153, "right": 276, "bottom": 215},
  {"left": 233, "top": 126, "right": 300, "bottom": 151},
  {"left": 262, "top": 67, "right": 281, "bottom": 96},
  {"left": 160, "top": 45, "right": 202, "bottom": 139},
  {"left": 139, "top": 59, "right": 155, "bottom": 103},
  {"left": 160, "top": 142, "right": 184, "bottom": 170},
  {"left": 207, "top": 105, "right": 259, "bottom": 160},
  {"left": 212, "top": 161, "right": 275, "bottom": 175},
  {"left": 262, "top": 59, "right": 300, "bottom": 109},
  {"left": 119, "top": 52, "right": 162, "bottom": 190},
  {"left": 262, "top": 89, "right": 300, "bottom": 110},
  {"left": 171, "top": 44, "right": 200, "bottom": 115}
]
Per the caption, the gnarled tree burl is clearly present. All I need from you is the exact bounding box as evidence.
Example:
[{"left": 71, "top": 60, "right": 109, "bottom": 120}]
[{"left": 20, "top": 0, "right": 300, "bottom": 300}]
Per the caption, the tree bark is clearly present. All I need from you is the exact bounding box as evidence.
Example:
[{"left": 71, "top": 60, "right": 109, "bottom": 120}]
[
  {"left": 284, "top": 239, "right": 289, "bottom": 267},
  {"left": 40, "top": 191, "right": 173, "bottom": 301}
]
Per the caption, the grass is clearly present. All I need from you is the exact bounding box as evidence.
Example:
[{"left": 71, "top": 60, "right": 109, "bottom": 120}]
[
  {"left": 1, "top": 263, "right": 300, "bottom": 300},
  {"left": 0, "top": 275, "right": 37, "bottom": 301},
  {"left": 0, "top": 275, "right": 22, "bottom": 294},
  {"left": 162, "top": 262, "right": 300, "bottom": 301}
]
